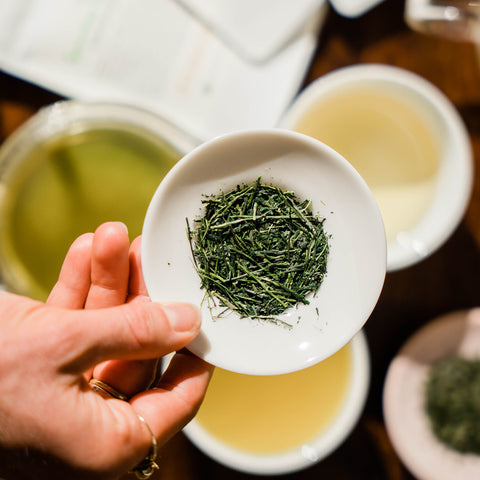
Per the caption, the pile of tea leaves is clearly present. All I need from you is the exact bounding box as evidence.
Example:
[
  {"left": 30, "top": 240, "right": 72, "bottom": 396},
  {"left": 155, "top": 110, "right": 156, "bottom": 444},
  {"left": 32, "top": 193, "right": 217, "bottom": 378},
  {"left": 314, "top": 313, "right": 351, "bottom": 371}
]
[
  {"left": 187, "top": 177, "right": 329, "bottom": 325},
  {"left": 425, "top": 355, "right": 480, "bottom": 454}
]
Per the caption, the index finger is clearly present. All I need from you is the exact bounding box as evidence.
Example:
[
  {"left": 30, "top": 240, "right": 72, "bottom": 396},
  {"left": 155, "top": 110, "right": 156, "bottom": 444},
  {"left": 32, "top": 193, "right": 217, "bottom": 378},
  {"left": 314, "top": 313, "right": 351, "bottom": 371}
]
[
  {"left": 93, "top": 234, "right": 155, "bottom": 398},
  {"left": 85, "top": 222, "right": 130, "bottom": 309},
  {"left": 128, "top": 236, "right": 148, "bottom": 301}
]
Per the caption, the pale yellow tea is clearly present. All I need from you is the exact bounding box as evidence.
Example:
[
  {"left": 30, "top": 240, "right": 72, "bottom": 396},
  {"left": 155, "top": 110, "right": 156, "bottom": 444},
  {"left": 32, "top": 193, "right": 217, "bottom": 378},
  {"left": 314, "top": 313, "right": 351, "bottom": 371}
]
[
  {"left": 291, "top": 87, "right": 440, "bottom": 242},
  {"left": 195, "top": 344, "right": 351, "bottom": 454},
  {"left": 0, "top": 127, "right": 180, "bottom": 300}
]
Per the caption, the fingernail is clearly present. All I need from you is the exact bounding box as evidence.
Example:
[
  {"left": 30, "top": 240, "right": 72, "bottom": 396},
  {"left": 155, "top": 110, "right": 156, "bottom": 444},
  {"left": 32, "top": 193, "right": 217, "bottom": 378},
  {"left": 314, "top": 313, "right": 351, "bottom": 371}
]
[
  {"left": 162, "top": 303, "right": 201, "bottom": 332},
  {"left": 114, "top": 221, "right": 129, "bottom": 234}
]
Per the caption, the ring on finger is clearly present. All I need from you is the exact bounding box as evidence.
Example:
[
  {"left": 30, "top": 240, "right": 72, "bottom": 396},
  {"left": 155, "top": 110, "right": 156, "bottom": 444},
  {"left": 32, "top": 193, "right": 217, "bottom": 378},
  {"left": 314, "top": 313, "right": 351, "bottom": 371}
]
[
  {"left": 129, "top": 414, "right": 159, "bottom": 479},
  {"left": 89, "top": 378, "right": 129, "bottom": 402}
]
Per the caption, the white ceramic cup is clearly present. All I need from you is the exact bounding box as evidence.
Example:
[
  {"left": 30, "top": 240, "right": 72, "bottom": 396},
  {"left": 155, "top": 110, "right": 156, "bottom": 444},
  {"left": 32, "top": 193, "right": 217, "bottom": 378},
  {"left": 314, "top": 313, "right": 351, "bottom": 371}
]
[
  {"left": 280, "top": 64, "right": 473, "bottom": 271},
  {"left": 183, "top": 330, "right": 370, "bottom": 475}
]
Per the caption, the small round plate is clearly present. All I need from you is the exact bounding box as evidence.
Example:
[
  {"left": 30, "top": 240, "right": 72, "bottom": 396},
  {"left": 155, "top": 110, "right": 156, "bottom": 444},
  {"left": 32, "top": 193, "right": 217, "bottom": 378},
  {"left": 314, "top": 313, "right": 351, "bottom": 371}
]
[
  {"left": 383, "top": 308, "right": 480, "bottom": 480},
  {"left": 141, "top": 129, "right": 386, "bottom": 375}
]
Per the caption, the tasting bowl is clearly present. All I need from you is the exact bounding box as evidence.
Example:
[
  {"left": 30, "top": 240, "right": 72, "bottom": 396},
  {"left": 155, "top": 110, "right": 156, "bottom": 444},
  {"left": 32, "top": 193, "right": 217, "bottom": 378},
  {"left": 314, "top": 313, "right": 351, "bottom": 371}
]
[
  {"left": 280, "top": 64, "right": 473, "bottom": 272},
  {"left": 142, "top": 129, "right": 386, "bottom": 375},
  {"left": 183, "top": 330, "right": 370, "bottom": 475},
  {"left": 0, "top": 101, "right": 197, "bottom": 300},
  {"left": 383, "top": 308, "right": 480, "bottom": 480}
]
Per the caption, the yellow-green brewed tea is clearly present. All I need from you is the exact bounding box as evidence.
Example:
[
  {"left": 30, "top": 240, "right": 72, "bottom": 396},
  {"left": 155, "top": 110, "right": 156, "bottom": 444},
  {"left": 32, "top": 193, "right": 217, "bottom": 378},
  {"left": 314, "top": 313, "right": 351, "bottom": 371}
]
[
  {"left": 291, "top": 87, "right": 440, "bottom": 242},
  {"left": 195, "top": 344, "right": 352, "bottom": 454},
  {"left": 0, "top": 126, "right": 180, "bottom": 300}
]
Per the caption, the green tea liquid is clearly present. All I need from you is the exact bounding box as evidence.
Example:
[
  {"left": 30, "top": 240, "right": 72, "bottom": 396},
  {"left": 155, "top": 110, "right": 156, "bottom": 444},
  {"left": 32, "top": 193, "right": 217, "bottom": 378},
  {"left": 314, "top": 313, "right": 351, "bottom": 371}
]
[
  {"left": 195, "top": 344, "right": 352, "bottom": 454},
  {"left": 0, "top": 126, "right": 181, "bottom": 300}
]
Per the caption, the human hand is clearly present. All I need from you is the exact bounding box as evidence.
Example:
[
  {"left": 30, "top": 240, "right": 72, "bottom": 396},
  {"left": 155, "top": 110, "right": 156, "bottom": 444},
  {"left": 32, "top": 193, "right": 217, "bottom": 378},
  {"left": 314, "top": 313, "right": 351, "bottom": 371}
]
[{"left": 0, "top": 222, "right": 213, "bottom": 480}]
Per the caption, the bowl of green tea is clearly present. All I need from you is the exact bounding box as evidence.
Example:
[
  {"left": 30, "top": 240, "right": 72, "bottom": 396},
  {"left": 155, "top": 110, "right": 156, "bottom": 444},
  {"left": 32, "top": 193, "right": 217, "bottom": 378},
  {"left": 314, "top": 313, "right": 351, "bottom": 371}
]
[
  {"left": 383, "top": 309, "right": 480, "bottom": 480},
  {"left": 142, "top": 129, "right": 386, "bottom": 375},
  {"left": 280, "top": 64, "right": 473, "bottom": 272},
  {"left": 183, "top": 330, "right": 370, "bottom": 474},
  {"left": 0, "top": 101, "right": 196, "bottom": 300}
]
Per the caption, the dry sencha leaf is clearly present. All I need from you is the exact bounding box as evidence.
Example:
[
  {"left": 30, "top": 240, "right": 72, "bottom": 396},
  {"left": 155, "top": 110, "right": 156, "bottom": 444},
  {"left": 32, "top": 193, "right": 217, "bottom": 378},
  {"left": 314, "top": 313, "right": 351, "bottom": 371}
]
[
  {"left": 425, "top": 355, "right": 480, "bottom": 454},
  {"left": 187, "top": 178, "right": 329, "bottom": 325}
]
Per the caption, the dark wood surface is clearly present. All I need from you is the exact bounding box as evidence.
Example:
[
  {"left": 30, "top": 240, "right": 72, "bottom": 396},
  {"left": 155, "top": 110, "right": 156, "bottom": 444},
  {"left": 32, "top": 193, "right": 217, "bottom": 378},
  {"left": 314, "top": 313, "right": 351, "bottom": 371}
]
[{"left": 1, "top": 1, "right": 479, "bottom": 479}]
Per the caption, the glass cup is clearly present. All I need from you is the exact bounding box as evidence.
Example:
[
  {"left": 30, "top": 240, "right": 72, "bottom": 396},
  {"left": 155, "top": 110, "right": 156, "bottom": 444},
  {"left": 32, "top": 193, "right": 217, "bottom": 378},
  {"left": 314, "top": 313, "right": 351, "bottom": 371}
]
[
  {"left": 0, "top": 101, "right": 197, "bottom": 300},
  {"left": 405, "top": 0, "right": 480, "bottom": 43}
]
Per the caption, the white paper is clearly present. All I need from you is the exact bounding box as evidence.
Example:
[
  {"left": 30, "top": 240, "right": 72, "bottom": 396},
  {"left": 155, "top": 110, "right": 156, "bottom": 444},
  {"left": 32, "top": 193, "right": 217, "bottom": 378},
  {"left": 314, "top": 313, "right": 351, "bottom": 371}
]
[
  {"left": 174, "top": 0, "right": 325, "bottom": 62},
  {"left": 0, "top": 0, "right": 327, "bottom": 143}
]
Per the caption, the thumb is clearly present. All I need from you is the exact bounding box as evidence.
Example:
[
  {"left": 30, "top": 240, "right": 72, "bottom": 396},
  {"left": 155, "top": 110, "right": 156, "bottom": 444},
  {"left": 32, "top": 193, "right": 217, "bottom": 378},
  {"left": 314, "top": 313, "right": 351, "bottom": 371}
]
[{"left": 49, "top": 301, "right": 202, "bottom": 373}]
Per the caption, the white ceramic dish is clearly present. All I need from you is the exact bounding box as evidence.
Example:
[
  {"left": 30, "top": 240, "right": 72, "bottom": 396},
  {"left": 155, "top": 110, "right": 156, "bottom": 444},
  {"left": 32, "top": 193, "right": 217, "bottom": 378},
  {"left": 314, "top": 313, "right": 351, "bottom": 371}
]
[
  {"left": 383, "top": 308, "right": 480, "bottom": 480},
  {"left": 183, "top": 330, "right": 370, "bottom": 475},
  {"left": 329, "top": 0, "right": 385, "bottom": 17},
  {"left": 280, "top": 64, "right": 473, "bottom": 272},
  {"left": 142, "top": 129, "right": 386, "bottom": 375}
]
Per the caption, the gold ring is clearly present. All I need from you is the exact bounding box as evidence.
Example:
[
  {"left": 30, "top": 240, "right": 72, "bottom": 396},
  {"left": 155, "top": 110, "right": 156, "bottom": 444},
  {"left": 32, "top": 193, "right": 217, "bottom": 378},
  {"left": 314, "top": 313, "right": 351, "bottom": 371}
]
[
  {"left": 89, "top": 378, "right": 129, "bottom": 402},
  {"left": 129, "top": 414, "right": 159, "bottom": 479}
]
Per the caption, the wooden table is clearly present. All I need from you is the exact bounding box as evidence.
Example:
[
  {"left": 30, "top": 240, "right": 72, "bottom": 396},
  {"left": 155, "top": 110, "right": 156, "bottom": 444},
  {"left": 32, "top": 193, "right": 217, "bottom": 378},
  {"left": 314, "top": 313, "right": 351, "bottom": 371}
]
[{"left": 1, "top": 0, "right": 479, "bottom": 478}]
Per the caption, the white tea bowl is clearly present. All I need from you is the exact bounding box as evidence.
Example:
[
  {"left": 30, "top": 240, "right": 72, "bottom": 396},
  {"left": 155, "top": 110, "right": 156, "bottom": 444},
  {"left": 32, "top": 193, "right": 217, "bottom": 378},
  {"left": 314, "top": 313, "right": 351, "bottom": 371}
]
[
  {"left": 183, "top": 330, "right": 370, "bottom": 475},
  {"left": 141, "top": 129, "right": 386, "bottom": 375},
  {"left": 280, "top": 64, "right": 473, "bottom": 272}
]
